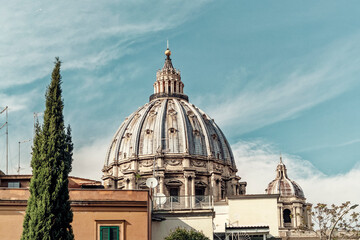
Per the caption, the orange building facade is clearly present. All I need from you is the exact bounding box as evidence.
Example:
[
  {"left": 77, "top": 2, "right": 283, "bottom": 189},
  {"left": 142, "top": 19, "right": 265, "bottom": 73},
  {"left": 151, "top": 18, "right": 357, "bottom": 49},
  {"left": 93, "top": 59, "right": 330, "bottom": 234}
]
[{"left": 0, "top": 186, "right": 150, "bottom": 240}]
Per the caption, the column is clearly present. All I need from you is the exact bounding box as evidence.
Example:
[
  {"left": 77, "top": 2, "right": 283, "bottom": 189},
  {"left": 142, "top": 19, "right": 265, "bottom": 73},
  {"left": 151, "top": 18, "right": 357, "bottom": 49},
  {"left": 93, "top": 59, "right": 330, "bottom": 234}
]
[
  {"left": 176, "top": 81, "right": 179, "bottom": 94},
  {"left": 129, "top": 176, "right": 135, "bottom": 189},
  {"left": 165, "top": 81, "right": 169, "bottom": 93},
  {"left": 218, "top": 180, "right": 222, "bottom": 200},
  {"left": 293, "top": 206, "right": 297, "bottom": 227},
  {"left": 278, "top": 206, "right": 282, "bottom": 228},
  {"left": 170, "top": 80, "right": 174, "bottom": 93},
  {"left": 159, "top": 176, "right": 164, "bottom": 194},
  {"left": 296, "top": 206, "right": 301, "bottom": 228},
  {"left": 211, "top": 175, "right": 217, "bottom": 200},
  {"left": 191, "top": 177, "right": 195, "bottom": 208},
  {"left": 280, "top": 206, "right": 283, "bottom": 228},
  {"left": 160, "top": 81, "right": 164, "bottom": 93},
  {"left": 184, "top": 176, "right": 189, "bottom": 208},
  {"left": 232, "top": 183, "right": 236, "bottom": 196}
]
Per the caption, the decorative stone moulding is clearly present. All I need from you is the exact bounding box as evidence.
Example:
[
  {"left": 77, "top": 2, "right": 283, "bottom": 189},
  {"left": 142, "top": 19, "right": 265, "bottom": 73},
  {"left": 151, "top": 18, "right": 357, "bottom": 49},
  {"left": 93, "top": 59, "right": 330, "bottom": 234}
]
[
  {"left": 191, "top": 160, "right": 206, "bottom": 167},
  {"left": 165, "top": 159, "right": 182, "bottom": 166},
  {"left": 139, "top": 160, "right": 153, "bottom": 167},
  {"left": 102, "top": 47, "right": 244, "bottom": 200}
]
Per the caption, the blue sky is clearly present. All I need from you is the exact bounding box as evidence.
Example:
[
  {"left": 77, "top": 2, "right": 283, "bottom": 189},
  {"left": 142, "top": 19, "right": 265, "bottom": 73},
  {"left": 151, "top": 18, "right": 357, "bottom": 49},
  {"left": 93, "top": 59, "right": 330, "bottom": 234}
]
[{"left": 0, "top": 1, "right": 359, "bottom": 204}]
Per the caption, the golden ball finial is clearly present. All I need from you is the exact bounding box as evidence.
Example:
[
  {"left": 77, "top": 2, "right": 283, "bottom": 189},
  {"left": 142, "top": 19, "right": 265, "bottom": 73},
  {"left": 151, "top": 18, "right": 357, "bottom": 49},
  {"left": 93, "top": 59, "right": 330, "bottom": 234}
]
[{"left": 165, "top": 48, "right": 171, "bottom": 56}]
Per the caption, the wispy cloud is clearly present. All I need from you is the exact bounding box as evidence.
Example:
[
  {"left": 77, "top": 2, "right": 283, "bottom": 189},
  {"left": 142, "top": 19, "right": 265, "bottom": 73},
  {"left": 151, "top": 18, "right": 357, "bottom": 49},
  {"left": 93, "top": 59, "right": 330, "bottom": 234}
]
[
  {"left": 0, "top": 0, "right": 211, "bottom": 174},
  {"left": 0, "top": 90, "right": 40, "bottom": 112},
  {"left": 233, "top": 139, "right": 360, "bottom": 205},
  {"left": 0, "top": 0, "right": 210, "bottom": 88},
  {"left": 72, "top": 137, "right": 109, "bottom": 181},
  {"left": 296, "top": 138, "right": 360, "bottom": 153},
  {"left": 205, "top": 34, "right": 360, "bottom": 134}
]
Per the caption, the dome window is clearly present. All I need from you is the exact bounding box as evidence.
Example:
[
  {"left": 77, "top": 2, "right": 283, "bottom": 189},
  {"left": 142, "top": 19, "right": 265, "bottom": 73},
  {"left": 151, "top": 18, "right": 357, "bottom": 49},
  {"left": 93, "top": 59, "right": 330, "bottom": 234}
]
[
  {"left": 169, "top": 127, "right": 176, "bottom": 133},
  {"left": 283, "top": 209, "right": 292, "bottom": 224},
  {"left": 149, "top": 110, "right": 157, "bottom": 117},
  {"left": 145, "top": 129, "right": 152, "bottom": 135},
  {"left": 211, "top": 134, "right": 217, "bottom": 140},
  {"left": 193, "top": 130, "right": 200, "bottom": 136},
  {"left": 168, "top": 108, "right": 176, "bottom": 115},
  {"left": 187, "top": 111, "right": 195, "bottom": 118}
]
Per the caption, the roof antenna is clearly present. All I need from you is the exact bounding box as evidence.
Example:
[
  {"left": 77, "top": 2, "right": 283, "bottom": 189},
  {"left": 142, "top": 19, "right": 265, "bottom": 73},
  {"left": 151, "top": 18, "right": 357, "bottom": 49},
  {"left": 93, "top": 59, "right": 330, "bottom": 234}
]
[
  {"left": 279, "top": 152, "right": 283, "bottom": 164},
  {"left": 167, "top": 39, "right": 169, "bottom": 49}
]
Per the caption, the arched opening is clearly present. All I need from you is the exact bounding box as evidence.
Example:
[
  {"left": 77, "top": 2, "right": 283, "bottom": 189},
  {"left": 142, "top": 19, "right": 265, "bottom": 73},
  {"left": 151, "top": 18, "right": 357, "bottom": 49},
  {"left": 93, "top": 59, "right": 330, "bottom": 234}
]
[
  {"left": 166, "top": 180, "right": 183, "bottom": 203},
  {"left": 283, "top": 209, "right": 291, "bottom": 224},
  {"left": 169, "top": 187, "right": 179, "bottom": 202},
  {"left": 221, "top": 182, "right": 226, "bottom": 199}
]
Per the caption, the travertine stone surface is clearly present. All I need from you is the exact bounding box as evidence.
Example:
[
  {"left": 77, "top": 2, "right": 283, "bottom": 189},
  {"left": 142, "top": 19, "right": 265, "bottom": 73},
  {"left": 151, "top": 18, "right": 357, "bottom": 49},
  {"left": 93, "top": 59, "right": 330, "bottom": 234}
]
[{"left": 102, "top": 48, "right": 245, "bottom": 200}]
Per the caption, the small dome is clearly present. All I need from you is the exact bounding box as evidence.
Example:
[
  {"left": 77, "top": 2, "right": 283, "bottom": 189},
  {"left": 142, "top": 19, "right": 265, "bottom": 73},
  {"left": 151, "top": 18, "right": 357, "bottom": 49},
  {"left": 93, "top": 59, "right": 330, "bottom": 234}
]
[{"left": 266, "top": 157, "right": 305, "bottom": 198}]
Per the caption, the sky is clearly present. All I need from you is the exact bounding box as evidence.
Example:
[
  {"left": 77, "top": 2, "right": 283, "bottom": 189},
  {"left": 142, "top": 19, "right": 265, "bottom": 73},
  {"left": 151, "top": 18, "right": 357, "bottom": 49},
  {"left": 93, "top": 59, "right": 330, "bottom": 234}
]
[{"left": 0, "top": 1, "right": 359, "bottom": 205}]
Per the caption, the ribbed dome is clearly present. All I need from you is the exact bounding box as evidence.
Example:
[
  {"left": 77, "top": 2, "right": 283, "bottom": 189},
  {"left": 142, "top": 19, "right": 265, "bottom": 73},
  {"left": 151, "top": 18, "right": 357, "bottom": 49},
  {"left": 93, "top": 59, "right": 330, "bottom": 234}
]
[
  {"left": 102, "top": 46, "right": 244, "bottom": 199},
  {"left": 104, "top": 97, "right": 235, "bottom": 167},
  {"left": 266, "top": 157, "right": 304, "bottom": 198}
]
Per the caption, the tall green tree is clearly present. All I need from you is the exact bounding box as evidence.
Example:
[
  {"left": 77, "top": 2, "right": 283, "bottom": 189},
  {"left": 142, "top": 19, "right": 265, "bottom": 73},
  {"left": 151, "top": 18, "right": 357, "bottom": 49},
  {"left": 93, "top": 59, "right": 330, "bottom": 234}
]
[{"left": 21, "top": 57, "right": 74, "bottom": 240}]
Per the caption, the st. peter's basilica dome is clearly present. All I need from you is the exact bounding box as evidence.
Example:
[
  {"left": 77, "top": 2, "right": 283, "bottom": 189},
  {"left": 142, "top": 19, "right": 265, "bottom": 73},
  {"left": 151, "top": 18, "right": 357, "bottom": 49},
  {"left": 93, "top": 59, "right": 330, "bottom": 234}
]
[{"left": 102, "top": 47, "right": 245, "bottom": 201}]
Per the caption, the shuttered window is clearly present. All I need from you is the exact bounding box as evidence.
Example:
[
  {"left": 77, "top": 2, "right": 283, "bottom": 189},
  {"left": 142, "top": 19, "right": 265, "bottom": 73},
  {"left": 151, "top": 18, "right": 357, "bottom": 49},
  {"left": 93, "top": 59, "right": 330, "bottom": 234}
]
[{"left": 100, "top": 226, "right": 119, "bottom": 240}]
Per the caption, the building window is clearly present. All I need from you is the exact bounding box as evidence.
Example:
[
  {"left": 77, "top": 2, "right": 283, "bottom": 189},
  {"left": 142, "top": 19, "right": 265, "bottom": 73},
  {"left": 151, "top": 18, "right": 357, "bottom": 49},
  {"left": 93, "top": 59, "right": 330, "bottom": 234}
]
[
  {"left": 100, "top": 226, "right": 119, "bottom": 240},
  {"left": 8, "top": 182, "right": 20, "bottom": 188},
  {"left": 283, "top": 209, "right": 291, "bottom": 223},
  {"left": 169, "top": 187, "right": 179, "bottom": 202}
]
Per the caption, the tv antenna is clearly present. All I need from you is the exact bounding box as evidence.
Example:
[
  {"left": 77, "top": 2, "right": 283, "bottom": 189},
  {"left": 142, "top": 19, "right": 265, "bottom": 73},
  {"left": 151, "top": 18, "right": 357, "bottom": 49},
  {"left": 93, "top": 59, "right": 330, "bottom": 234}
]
[{"left": 0, "top": 106, "right": 8, "bottom": 174}]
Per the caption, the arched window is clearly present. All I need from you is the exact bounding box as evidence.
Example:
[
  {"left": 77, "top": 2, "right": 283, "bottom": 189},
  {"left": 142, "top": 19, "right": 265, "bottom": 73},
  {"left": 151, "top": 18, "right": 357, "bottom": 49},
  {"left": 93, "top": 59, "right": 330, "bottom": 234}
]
[{"left": 283, "top": 209, "right": 291, "bottom": 223}]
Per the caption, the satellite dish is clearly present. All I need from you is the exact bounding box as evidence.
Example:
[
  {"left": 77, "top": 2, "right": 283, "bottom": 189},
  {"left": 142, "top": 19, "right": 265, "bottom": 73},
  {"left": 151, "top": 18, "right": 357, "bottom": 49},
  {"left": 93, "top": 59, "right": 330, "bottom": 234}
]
[
  {"left": 154, "top": 193, "right": 166, "bottom": 205},
  {"left": 146, "top": 177, "right": 158, "bottom": 188}
]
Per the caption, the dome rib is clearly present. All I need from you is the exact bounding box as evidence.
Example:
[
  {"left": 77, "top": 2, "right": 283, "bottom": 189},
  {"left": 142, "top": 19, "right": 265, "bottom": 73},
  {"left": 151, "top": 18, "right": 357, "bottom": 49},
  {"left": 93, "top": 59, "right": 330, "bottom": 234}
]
[
  {"left": 105, "top": 110, "right": 137, "bottom": 166},
  {"left": 186, "top": 102, "right": 213, "bottom": 157},
  {"left": 134, "top": 102, "right": 156, "bottom": 156},
  {"left": 173, "top": 99, "right": 189, "bottom": 153}
]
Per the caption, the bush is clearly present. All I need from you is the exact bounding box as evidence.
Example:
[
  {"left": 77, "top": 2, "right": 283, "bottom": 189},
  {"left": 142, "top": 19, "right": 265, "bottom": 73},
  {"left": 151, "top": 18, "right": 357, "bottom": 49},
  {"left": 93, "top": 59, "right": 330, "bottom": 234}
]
[{"left": 165, "top": 227, "right": 210, "bottom": 240}]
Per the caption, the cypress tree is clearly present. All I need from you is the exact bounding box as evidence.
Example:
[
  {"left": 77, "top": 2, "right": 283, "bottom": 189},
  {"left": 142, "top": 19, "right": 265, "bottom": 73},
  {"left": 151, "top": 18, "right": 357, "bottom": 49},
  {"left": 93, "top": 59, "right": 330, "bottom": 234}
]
[{"left": 21, "top": 57, "right": 74, "bottom": 240}]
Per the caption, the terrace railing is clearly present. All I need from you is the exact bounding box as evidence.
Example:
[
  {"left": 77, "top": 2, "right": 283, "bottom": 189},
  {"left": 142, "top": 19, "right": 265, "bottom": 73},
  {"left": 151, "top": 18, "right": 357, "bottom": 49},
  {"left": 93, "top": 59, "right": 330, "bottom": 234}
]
[{"left": 152, "top": 195, "right": 213, "bottom": 211}]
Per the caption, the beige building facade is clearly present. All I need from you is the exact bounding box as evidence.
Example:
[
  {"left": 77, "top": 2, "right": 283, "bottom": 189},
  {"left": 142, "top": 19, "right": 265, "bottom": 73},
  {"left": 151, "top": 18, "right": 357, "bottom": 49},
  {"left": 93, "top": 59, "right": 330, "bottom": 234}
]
[
  {"left": 0, "top": 188, "right": 150, "bottom": 240},
  {"left": 213, "top": 195, "right": 280, "bottom": 239}
]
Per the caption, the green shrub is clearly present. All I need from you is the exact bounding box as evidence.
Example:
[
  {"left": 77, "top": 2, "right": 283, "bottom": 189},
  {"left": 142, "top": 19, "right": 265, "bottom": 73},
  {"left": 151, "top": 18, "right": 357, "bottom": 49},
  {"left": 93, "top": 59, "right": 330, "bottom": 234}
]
[{"left": 165, "top": 227, "right": 210, "bottom": 240}]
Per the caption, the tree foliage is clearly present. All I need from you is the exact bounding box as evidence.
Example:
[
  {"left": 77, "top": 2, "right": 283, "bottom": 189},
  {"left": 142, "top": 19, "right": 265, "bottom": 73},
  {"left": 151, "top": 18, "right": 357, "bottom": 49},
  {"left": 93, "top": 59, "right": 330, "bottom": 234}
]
[
  {"left": 310, "top": 202, "right": 359, "bottom": 240},
  {"left": 165, "top": 227, "right": 210, "bottom": 240},
  {"left": 21, "top": 57, "right": 74, "bottom": 240}
]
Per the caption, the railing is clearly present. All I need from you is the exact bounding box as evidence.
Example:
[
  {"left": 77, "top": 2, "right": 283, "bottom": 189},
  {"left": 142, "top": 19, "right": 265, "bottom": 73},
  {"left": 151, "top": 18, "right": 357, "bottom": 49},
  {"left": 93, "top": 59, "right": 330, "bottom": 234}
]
[
  {"left": 149, "top": 93, "right": 189, "bottom": 101},
  {"left": 152, "top": 195, "right": 213, "bottom": 211}
]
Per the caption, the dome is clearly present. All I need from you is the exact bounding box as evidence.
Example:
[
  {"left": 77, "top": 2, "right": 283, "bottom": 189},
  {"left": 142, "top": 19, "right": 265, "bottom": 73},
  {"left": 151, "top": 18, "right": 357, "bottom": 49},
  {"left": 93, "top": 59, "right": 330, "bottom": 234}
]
[
  {"left": 102, "top": 46, "right": 244, "bottom": 200},
  {"left": 104, "top": 97, "right": 235, "bottom": 167},
  {"left": 266, "top": 157, "right": 305, "bottom": 198}
]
